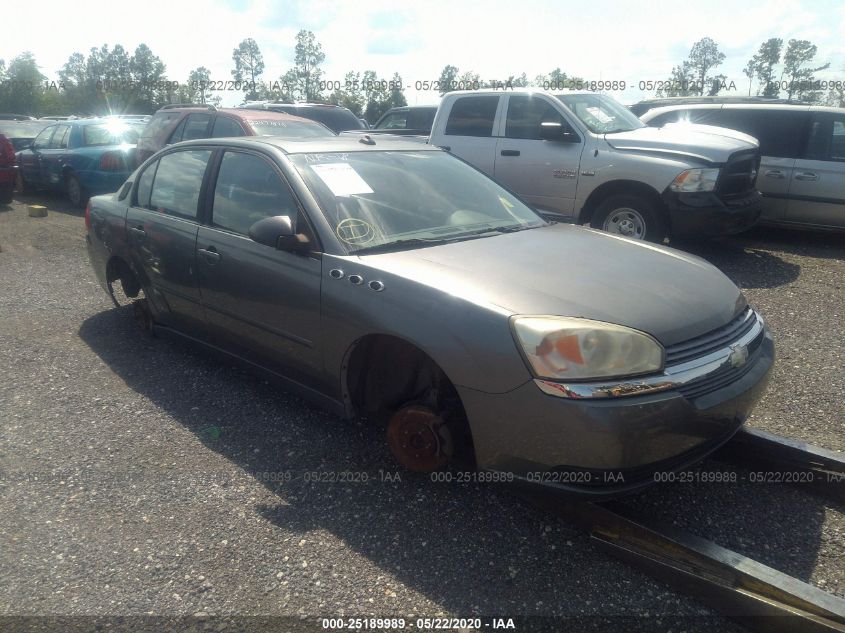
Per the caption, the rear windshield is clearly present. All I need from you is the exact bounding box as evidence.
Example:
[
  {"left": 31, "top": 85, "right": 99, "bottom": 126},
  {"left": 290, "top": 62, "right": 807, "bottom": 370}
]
[
  {"left": 83, "top": 122, "right": 144, "bottom": 146},
  {"left": 248, "top": 119, "right": 334, "bottom": 138}
]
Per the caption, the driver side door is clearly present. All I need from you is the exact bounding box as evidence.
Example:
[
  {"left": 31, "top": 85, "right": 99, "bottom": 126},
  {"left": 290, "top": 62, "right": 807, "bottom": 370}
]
[{"left": 196, "top": 149, "right": 324, "bottom": 387}]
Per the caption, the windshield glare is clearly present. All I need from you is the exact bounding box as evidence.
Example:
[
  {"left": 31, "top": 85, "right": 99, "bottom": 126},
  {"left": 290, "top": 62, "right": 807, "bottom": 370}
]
[
  {"left": 291, "top": 151, "right": 545, "bottom": 253},
  {"left": 555, "top": 94, "right": 644, "bottom": 134},
  {"left": 249, "top": 119, "right": 332, "bottom": 138}
]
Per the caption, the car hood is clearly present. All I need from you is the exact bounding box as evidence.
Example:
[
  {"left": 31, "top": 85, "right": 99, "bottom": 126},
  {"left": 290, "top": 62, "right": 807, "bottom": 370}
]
[
  {"left": 605, "top": 125, "right": 759, "bottom": 164},
  {"left": 361, "top": 224, "right": 745, "bottom": 347}
]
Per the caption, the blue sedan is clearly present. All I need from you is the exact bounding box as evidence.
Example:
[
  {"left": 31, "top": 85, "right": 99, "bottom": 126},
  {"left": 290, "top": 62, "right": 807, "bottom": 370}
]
[{"left": 17, "top": 119, "right": 144, "bottom": 207}]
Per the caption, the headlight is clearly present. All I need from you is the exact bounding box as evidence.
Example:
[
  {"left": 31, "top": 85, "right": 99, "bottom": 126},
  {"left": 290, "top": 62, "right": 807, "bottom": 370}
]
[
  {"left": 511, "top": 316, "right": 664, "bottom": 381},
  {"left": 669, "top": 168, "right": 720, "bottom": 193}
]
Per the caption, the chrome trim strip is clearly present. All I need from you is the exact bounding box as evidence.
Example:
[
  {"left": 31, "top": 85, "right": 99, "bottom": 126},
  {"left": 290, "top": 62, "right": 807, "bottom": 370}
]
[{"left": 535, "top": 313, "right": 765, "bottom": 399}]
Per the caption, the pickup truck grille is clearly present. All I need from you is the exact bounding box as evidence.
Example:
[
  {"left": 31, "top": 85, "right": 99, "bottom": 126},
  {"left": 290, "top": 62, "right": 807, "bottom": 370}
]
[{"left": 717, "top": 150, "right": 760, "bottom": 198}]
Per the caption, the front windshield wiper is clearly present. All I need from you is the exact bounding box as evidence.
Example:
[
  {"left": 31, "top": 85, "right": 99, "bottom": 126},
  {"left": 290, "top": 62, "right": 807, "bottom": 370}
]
[{"left": 351, "top": 237, "right": 461, "bottom": 255}]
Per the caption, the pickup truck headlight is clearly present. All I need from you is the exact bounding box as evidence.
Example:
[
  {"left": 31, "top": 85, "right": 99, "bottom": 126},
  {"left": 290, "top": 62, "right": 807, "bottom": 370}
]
[
  {"left": 669, "top": 168, "right": 720, "bottom": 193},
  {"left": 511, "top": 316, "right": 664, "bottom": 381}
]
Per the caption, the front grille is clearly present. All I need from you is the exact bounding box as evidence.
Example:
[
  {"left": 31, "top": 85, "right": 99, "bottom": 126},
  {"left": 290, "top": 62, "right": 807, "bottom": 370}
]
[
  {"left": 665, "top": 307, "right": 756, "bottom": 366},
  {"left": 717, "top": 150, "right": 760, "bottom": 197}
]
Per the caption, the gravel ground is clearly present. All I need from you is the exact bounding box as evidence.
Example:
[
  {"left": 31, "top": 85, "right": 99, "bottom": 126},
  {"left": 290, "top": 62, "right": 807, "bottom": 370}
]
[{"left": 0, "top": 193, "right": 842, "bottom": 633}]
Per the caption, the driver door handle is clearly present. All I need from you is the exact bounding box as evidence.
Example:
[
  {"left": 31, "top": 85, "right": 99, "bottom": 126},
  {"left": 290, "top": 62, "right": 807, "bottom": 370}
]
[
  {"left": 500, "top": 150, "right": 521, "bottom": 156},
  {"left": 198, "top": 246, "right": 221, "bottom": 264},
  {"left": 794, "top": 172, "right": 819, "bottom": 181},
  {"left": 764, "top": 170, "right": 784, "bottom": 179}
]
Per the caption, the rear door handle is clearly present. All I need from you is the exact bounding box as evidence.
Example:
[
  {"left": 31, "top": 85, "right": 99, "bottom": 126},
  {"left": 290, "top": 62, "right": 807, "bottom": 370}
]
[
  {"left": 764, "top": 170, "right": 784, "bottom": 179},
  {"left": 500, "top": 149, "right": 521, "bottom": 156},
  {"left": 128, "top": 226, "right": 146, "bottom": 239},
  {"left": 794, "top": 172, "right": 819, "bottom": 181},
  {"left": 198, "top": 247, "right": 221, "bottom": 264}
]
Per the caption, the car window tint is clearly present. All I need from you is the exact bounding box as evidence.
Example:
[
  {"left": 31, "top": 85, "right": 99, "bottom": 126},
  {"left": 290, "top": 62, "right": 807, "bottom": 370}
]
[
  {"left": 181, "top": 114, "right": 212, "bottom": 141},
  {"left": 32, "top": 126, "right": 55, "bottom": 149},
  {"left": 51, "top": 125, "right": 71, "bottom": 149},
  {"left": 135, "top": 160, "right": 158, "bottom": 208},
  {"left": 291, "top": 107, "right": 363, "bottom": 132},
  {"left": 377, "top": 112, "right": 407, "bottom": 129},
  {"left": 407, "top": 108, "right": 436, "bottom": 130},
  {"left": 212, "top": 151, "right": 299, "bottom": 236},
  {"left": 805, "top": 113, "right": 845, "bottom": 161},
  {"left": 141, "top": 112, "right": 181, "bottom": 141},
  {"left": 444, "top": 96, "right": 499, "bottom": 137},
  {"left": 211, "top": 116, "right": 246, "bottom": 138},
  {"left": 168, "top": 117, "right": 187, "bottom": 144},
  {"left": 691, "top": 109, "right": 806, "bottom": 158},
  {"left": 149, "top": 150, "right": 212, "bottom": 219},
  {"left": 505, "top": 96, "right": 566, "bottom": 140}
]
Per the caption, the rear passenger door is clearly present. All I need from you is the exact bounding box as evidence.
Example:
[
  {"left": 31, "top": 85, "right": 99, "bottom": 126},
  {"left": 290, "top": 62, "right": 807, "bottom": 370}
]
[
  {"left": 494, "top": 94, "right": 584, "bottom": 219},
  {"left": 125, "top": 148, "right": 213, "bottom": 334},
  {"left": 434, "top": 95, "right": 502, "bottom": 175},
  {"left": 786, "top": 111, "right": 845, "bottom": 228},
  {"left": 39, "top": 124, "right": 72, "bottom": 188},
  {"left": 196, "top": 150, "right": 324, "bottom": 387}
]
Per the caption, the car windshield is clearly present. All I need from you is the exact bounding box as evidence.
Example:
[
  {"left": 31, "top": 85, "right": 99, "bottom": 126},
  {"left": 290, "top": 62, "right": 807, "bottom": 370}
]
[
  {"left": 249, "top": 119, "right": 334, "bottom": 138},
  {"left": 556, "top": 94, "right": 644, "bottom": 134},
  {"left": 83, "top": 122, "right": 144, "bottom": 146},
  {"left": 290, "top": 150, "right": 545, "bottom": 254}
]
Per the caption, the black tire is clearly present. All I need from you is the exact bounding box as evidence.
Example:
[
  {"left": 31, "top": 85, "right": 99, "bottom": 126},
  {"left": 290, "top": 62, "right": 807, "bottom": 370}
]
[
  {"left": 65, "top": 172, "right": 88, "bottom": 208},
  {"left": 16, "top": 171, "right": 33, "bottom": 195},
  {"left": 590, "top": 194, "right": 666, "bottom": 243},
  {"left": 0, "top": 182, "right": 12, "bottom": 204}
]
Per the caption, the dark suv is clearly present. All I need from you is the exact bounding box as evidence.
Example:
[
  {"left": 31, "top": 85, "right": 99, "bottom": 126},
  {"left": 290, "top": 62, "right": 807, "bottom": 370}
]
[
  {"left": 240, "top": 102, "right": 366, "bottom": 133},
  {"left": 135, "top": 105, "right": 334, "bottom": 165}
]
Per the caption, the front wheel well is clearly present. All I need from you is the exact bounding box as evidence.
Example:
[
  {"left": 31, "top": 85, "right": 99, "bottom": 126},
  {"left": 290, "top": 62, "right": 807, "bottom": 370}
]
[
  {"left": 578, "top": 180, "right": 666, "bottom": 226},
  {"left": 344, "top": 334, "right": 475, "bottom": 467}
]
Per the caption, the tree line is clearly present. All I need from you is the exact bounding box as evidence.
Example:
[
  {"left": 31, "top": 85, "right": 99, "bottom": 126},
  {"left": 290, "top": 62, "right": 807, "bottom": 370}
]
[{"left": 0, "top": 31, "right": 842, "bottom": 120}]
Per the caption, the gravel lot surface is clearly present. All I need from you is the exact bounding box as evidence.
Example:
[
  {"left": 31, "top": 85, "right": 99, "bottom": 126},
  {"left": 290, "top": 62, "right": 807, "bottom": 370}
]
[{"left": 0, "top": 193, "right": 842, "bottom": 632}]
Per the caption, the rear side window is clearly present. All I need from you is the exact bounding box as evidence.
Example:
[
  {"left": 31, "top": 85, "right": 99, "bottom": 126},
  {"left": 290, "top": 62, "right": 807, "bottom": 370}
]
[
  {"left": 211, "top": 116, "right": 246, "bottom": 138},
  {"left": 691, "top": 109, "right": 807, "bottom": 158},
  {"left": 444, "top": 96, "right": 499, "bottom": 137},
  {"left": 804, "top": 113, "right": 845, "bottom": 162},
  {"left": 180, "top": 114, "right": 213, "bottom": 141},
  {"left": 149, "top": 149, "right": 212, "bottom": 219},
  {"left": 505, "top": 96, "right": 567, "bottom": 140},
  {"left": 211, "top": 151, "right": 299, "bottom": 236}
]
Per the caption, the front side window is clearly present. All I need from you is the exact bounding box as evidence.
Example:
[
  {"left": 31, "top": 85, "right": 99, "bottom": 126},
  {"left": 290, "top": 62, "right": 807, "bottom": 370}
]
[
  {"left": 211, "top": 151, "right": 299, "bottom": 235},
  {"left": 444, "top": 96, "right": 499, "bottom": 137},
  {"left": 32, "top": 126, "right": 55, "bottom": 150},
  {"left": 291, "top": 150, "right": 544, "bottom": 254},
  {"left": 556, "top": 94, "right": 644, "bottom": 134},
  {"left": 149, "top": 149, "right": 212, "bottom": 219},
  {"left": 505, "top": 96, "right": 568, "bottom": 140},
  {"left": 51, "top": 125, "right": 71, "bottom": 149}
]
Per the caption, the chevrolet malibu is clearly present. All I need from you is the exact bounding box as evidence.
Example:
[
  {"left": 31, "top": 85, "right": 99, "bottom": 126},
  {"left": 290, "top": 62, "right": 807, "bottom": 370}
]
[{"left": 85, "top": 136, "right": 774, "bottom": 495}]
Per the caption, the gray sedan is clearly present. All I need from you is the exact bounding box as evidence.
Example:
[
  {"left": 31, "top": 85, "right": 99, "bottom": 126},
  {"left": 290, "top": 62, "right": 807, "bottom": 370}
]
[{"left": 86, "top": 136, "right": 774, "bottom": 496}]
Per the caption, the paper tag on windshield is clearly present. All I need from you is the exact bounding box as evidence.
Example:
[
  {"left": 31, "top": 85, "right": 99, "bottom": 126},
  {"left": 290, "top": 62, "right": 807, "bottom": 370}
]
[{"left": 311, "top": 163, "right": 373, "bottom": 196}]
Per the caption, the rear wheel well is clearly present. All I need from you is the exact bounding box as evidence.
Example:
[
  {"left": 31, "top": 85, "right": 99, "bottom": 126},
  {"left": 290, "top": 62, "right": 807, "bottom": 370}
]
[
  {"left": 106, "top": 256, "right": 141, "bottom": 306},
  {"left": 344, "top": 334, "right": 475, "bottom": 467},
  {"left": 578, "top": 180, "right": 666, "bottom": 226}
]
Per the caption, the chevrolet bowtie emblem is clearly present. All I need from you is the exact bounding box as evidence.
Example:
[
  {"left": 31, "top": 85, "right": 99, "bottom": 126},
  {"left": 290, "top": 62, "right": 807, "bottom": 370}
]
[{"left": 728, "top": 343, "right": 749, "bottom": 368}]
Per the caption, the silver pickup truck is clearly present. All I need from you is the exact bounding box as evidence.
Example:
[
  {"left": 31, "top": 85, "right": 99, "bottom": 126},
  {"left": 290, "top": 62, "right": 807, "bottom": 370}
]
[{"left": 428, "top": 90, "right": 763, "bottom": 242}]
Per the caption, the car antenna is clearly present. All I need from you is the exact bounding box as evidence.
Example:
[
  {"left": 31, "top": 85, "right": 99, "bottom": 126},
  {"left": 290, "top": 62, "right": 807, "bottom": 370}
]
[{"left": 358, "top": 134, "right": 376, "bottom": 146}]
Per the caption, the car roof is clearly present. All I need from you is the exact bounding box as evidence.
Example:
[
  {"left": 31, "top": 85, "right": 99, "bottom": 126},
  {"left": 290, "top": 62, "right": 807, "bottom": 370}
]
[
  {"left": 442, "top": 88, "right": 595, "bottom": 98},
  {"left": 174, "top": 134, "right": 440, "bottom": 154},
  {"left": 642, "top": 102, "right": 843, "bottom": 119}
]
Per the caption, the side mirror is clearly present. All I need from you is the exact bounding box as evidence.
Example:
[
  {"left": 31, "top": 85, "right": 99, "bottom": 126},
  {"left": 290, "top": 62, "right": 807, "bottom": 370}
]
[
  {"left": 539, "top": 121, "right": 579, "bottom": 143},
  {"left": 248, "top": 215, "right": 310, "bottom": 252}
]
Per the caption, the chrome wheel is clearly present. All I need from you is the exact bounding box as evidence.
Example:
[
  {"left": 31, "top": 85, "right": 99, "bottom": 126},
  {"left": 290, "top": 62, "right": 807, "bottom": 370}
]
[{"left": 602, "top": 207, "right": 647, "bottom": 239}]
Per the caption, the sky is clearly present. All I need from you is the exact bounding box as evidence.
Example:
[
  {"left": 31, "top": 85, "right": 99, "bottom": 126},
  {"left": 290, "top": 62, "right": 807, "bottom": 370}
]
[{"left": 3, "top": 0, "right": 844, "bottom": 107}]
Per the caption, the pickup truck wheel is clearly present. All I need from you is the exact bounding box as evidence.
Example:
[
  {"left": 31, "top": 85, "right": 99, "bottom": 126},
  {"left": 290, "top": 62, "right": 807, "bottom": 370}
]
[
  {"left": 65, "top": 173, "right": 88, "bottom": 208},
  {"left": 591, "top": 194, "right": 665, "bottom": 243}
]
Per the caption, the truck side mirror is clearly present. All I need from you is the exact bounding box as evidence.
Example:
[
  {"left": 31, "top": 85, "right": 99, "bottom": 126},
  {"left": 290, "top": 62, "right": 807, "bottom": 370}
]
[{"left": 539, "top": 121, "right": 579, "bottom": 143}]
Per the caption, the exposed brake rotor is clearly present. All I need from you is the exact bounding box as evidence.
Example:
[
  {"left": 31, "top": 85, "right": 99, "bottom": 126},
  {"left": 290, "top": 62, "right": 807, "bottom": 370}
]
[{"left": 386, "top": 405, "right": 453, "bottom": 472}]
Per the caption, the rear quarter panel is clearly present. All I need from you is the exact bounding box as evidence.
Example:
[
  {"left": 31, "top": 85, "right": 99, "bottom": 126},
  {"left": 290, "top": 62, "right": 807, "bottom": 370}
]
[{"left": 86, "top": 193, "right": 132, "bottom": 295}]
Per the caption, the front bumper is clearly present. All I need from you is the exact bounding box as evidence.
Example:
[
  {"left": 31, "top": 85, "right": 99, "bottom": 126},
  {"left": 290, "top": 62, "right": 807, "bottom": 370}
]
[
  {"left": 664, "top": 189, "right": 762, "bottom": 239},
  {"left": 458, "top": 320, "right": 774, "bottom": 498}
]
